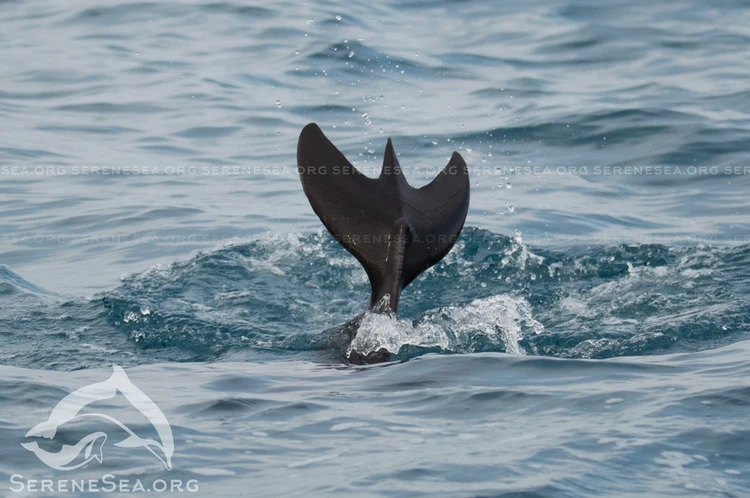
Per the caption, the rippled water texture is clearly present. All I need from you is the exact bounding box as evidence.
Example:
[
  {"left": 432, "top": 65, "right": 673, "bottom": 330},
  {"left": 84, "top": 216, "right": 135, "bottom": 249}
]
[
  {"left": 1, "top": 0, "right": 750, "bottom": 496},
  {"left": 1, "top": 0, "right": 749, "bottom": 294}
]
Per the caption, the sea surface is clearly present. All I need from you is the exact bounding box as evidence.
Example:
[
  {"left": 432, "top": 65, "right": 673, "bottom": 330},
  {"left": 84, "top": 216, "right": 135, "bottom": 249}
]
[{"left": 1, "top": 0, "right": 749, "bottom": 496}]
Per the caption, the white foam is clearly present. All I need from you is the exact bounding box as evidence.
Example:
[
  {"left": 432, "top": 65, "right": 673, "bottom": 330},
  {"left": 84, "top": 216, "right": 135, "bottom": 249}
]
[
  {"left": 348, "top": 306, "right": 447, "bottom": 356},
  {"left": 349, "top": 294, "right": 543, "bottom": 357}
]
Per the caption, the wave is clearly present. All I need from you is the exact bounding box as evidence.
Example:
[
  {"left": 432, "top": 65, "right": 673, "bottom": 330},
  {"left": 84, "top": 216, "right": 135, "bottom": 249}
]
[{"left": 1, "top": 228, "right": 748, "bottom": 370}]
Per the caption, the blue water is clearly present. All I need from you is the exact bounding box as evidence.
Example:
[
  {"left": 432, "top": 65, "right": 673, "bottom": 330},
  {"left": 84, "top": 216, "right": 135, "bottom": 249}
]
[{"left": 1, "top": 0, "right": 750, "bottom": 496}]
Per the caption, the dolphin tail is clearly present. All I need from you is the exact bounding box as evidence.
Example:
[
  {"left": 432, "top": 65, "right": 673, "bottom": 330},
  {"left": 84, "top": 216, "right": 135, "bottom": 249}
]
[{"left": 297, "top": 123, "right": 470, "bottom": 313}]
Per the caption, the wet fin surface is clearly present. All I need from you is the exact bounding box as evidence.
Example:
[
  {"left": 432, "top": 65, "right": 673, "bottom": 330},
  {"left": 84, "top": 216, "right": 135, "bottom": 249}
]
[{"left": 297, "top": 123, "right": 470, "bottom": 312}]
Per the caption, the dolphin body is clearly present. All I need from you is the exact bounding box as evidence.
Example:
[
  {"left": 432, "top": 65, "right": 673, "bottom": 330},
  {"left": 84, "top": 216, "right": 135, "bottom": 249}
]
[{"left": 297, "top": 123, "right": 470, "bottom": 361}]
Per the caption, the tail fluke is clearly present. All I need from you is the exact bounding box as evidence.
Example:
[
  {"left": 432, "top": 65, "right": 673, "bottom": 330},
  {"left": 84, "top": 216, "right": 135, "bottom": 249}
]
[{"left": 297, "top": 123, "right": 470, "bottom": 313}]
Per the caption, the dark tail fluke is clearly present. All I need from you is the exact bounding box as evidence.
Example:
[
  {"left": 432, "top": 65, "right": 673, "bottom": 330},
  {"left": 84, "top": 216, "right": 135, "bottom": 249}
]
[{"left": 297, "top": 123, "right": 470, "bottom": 313}]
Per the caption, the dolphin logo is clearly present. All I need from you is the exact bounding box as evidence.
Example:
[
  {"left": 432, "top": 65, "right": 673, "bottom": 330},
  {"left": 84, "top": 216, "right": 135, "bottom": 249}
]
[
  {"left": 22, "top": 432, "right": 107, "bottom": 471},
  {"left": 21, "top": 365, "right": 174, "bottom": 471}
]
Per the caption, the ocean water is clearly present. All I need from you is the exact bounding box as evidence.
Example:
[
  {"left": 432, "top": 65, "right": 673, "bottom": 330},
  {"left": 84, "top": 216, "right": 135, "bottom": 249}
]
[{"left": 1, "top": 0, "right": 750, "bottom": 496}]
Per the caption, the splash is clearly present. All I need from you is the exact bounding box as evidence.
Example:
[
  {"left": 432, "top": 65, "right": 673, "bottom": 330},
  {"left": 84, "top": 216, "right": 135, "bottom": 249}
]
[
  {"left": 347, "top": 296, "right": 449, "bottom": 358},
  {"left": 348, "top": 294, "right": 544, "bottom": 357},
  {"left": 502, "top": 230, "right": 544, "bottom": 270}
]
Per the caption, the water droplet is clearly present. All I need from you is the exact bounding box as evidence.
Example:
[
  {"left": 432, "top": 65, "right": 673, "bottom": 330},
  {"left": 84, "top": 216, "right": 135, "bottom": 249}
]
[
  {"left": 431, "top": 140, "right": 437, "bottom": 145},
  {"left": 506, "top": 182, "right": 512, "bottom": 189},
  {"left": 294, "top": 50, "right": 300, "bottom": 55},
  {"left": 508, "top": 205, "right": 515, "bottom": 213},
  {"left": 348, "top": 51, "right": 355, "bottom": 58},
  {"left": 336, "top": 15, "right": 342, "bottom": 21},
  {"left": 276, "top": 100, "right": 282, "bottom": 108}
]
